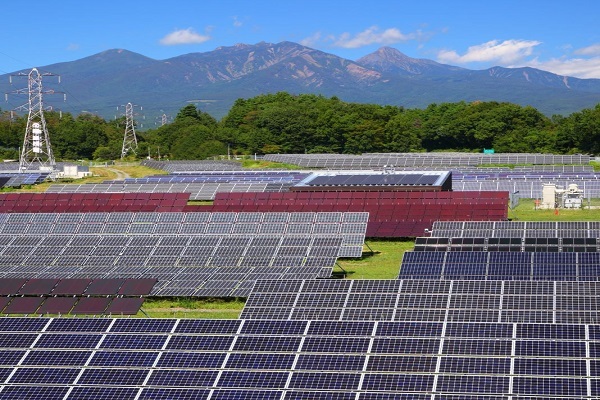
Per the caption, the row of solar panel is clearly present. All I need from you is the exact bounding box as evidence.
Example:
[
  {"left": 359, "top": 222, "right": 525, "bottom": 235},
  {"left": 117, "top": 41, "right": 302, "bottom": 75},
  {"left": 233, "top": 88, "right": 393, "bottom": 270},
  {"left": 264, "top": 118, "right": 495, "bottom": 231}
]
[
  {"left": 431, "top": 220, "right": 600, "bottom": 237},
  {"left": 104, "top": 172, "right": 311, "bottom": 184},
  {"left": 0, "top": 296, "right": 144, "bottom": 315},
  {"left": 399, "top": 251, "right": 600, "bottom": 281},
  {"left": 0, "top": 173, "right": 49, "bottom": 188},
  {"left": 414, "top": 237, "right": 600, "bottom": 252},
  {"left": 0, "top": 192, "right": 190, "bottom": 213},
  {"left": 214, "top": 190, "right": 509, "bottom": 201},
  {"left": 304, "top": 173, "right": 444, "bottom": 187},
  {"left": 0, "top": 278, "right": 157, "bottom": 296},
  {"left": 242, "top": 279, "right": 600, "bottom": 323},
  {"left": 45, "top": 182, "right": 292, "bottom": 200},
  {"left": 1, "top": 318, "right": 600, "bottom": 398}
]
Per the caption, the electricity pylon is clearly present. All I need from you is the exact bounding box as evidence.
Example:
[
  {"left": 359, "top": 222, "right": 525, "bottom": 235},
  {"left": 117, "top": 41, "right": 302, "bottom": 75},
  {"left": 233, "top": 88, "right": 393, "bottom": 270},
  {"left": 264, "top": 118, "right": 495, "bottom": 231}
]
[
  {"left": 5, "top": 68, "right": 63, "bottom": 171},
  {"left": 120, "top": 102, "right": 141, "bottom": 159}
]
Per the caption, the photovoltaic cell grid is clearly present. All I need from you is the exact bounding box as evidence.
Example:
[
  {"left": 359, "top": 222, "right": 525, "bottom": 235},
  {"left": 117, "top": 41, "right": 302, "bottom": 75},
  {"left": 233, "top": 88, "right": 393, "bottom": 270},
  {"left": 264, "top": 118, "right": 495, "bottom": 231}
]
[
  {"left": 414, "top": 236, "right": 600, "bottom": 252},
  {"left": 430, "top": 221, "right": 600, "bottom": 238},
  {"left": 296, "top": 171, "right": 450, "bottom": 188},
  {"left": 141, "top": 159, "right": 243, "bottom": 172},
  {"left": 0, "top": 211, "right": 367, "bottom": 257},
  {"left": 0, "top": 316, "right": 599, "bottom": 398},
  {"left": 0, "top": 192, "right": 190, "bottom": 213},
  {"left": 453, "top": 180, "right": 600, "bottom": 198},
  {"left": 399, "top": 251, "right": 600, "bottom": 281},
  {"left": 202, "top": 191, "right": 508, "bottom": 237},
  {"left": 0, "top": 278, "right": 155, "bottom": 315},
  {"left": 264, "top": 152, "right": 591, "bottom": 168},
  {"left": 0, "top": 235, "right": 345, "bottom": 297},
  {"left": 242, "top": 279, "right": 600, "bottom": 324},
  {"left": 45, "top": 182, "right": 292, "bottom": 200}
]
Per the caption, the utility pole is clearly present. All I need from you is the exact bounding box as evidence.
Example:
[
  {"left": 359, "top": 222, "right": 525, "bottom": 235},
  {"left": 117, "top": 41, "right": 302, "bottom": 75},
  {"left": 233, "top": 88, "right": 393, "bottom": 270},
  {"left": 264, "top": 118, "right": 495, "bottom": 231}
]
[
  {"left": 5, "top": 68, "right": 64, "bottom": 172},
  {"left": 119, "top": 102, "right": 142, "bottom": 159}
]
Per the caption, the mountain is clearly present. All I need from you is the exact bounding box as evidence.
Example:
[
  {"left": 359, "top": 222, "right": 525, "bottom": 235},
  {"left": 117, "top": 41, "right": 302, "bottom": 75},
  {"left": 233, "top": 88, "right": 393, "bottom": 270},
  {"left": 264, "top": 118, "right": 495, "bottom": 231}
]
[{"left": 1, "top": 42, "right": 599, "bottom": 125}]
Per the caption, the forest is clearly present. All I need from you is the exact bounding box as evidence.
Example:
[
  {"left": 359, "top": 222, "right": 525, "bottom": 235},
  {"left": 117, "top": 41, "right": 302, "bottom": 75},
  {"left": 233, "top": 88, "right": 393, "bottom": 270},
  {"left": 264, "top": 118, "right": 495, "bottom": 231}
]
[{"left": 1, "top": 92, "right": 599, "bottom": 161}]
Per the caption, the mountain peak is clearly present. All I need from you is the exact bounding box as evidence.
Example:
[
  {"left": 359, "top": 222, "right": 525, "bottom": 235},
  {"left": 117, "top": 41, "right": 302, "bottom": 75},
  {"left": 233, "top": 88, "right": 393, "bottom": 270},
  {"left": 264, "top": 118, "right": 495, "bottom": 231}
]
[{"left": 357, "top": 47, "right": 465, "bottom": 75}]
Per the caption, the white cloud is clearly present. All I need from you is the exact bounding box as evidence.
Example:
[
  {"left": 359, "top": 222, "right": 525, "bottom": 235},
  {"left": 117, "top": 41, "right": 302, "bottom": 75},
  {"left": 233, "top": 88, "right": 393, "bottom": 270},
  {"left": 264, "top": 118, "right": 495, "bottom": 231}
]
[
  {"left": 232, "top": 16, "right": 242, "bottom": 28},
  {"left": 332, "top": 26, "right": 416, "bottom": 48},
  {"left": 526, "top": 57, "right": 600, "bottom": 79},
  {"left": 437, "top": 39, "right": 541, "bottom": 65},
  {"left": 300, "top": 32, "right": 322, "bottom": 47},
  {"left": 574, "top": 43, "right": 600, "bottom": 56},
  {"left": 159, "top": 28, "right": 210, "bottom": 46}
]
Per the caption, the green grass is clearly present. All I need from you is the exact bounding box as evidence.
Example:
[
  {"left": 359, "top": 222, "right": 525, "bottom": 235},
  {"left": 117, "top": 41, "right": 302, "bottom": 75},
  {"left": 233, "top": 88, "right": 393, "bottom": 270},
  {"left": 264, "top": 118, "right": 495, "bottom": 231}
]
[
  {"left": 139, "top": 297, "right": 245, "bottom": 319},
  {"left": 509, "top": 198, "right": 600, "bottom": 221},
  {"left": 337, "top": 239, "right": 414, "bottom": 280}
]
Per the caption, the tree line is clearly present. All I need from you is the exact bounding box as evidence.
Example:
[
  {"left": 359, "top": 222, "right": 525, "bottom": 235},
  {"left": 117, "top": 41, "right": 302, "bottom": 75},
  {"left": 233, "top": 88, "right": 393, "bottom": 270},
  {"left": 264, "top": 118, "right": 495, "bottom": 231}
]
[{"left": 1, "top": 92, "right": 599, "bottom": 161}]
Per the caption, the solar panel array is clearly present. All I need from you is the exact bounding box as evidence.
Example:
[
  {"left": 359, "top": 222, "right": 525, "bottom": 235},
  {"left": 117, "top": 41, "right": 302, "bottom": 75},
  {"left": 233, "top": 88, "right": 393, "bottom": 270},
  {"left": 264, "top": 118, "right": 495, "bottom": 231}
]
[
  {"left": 1, "top": 316, "right": 600, "bottom": 398},
  {"left": 415, "top": 236, "right": 600, "bottom": 252},
  {"left": 198, "top": 191, "right": 508, "bottom": 237},
  {"left": 141, "top": 159, "right": 243, "bottom": 172},
  {"left": 0, "top": 192, "right": 190, "bottom": 213},
  {"left": 399, "top": 251, "right": 600, "bottom": 281},
  {"left": 0, "top": 212, "right": 366, "bottom": 297},
  {"left": 0, "top": 278, "right": 155, "bottom": 315},
  {"left": 243, "top": 279, "right": 600, "bottom": 324},
  {"left": 297, "top": 171, "right": 450, "bottom": 189},
  {"left": 0, "top": 211, "right": 366, "bottom": 257},
  {"left": 103, "top": 171, "right": 311, "bottom": 184},
  {"left": 431, "top": 221, "right": 600, "bottom": 237},
  {"left": 0, "top": 173, "right": 50, "bottom": 187},
  {"left": 45, "top": 182, "right": 292, "bottom": 200},
  {"left": 453, "top": 180, "right": 600, "bottom": 198},
  {"left": 265, "top": 152, "right": 591, "bottom": 168}
]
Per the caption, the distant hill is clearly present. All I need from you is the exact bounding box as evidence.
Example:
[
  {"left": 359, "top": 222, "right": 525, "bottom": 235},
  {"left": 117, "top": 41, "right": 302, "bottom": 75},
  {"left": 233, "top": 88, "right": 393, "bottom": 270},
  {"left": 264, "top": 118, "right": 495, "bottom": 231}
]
[{"left": 1, "top": 42, "right": 599, "bottom": 125}]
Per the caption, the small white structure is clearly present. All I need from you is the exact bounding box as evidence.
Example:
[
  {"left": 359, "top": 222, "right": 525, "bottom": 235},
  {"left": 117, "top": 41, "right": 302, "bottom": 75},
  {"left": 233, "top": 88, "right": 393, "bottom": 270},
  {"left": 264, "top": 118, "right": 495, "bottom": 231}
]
[
  {"left": 57, "top": 165, "right": 92, "bottom": 179},
  {"left": 540, "top": 183, "right": 584, "bottom": 209}
]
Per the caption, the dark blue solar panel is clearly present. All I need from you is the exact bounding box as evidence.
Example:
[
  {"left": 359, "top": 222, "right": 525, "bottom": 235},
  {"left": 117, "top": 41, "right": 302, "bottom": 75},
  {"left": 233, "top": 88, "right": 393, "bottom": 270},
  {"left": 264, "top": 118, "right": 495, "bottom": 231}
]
[
  {"left": 174, "top": 319, "right": 242, "bottom": 334},
  {"left": 225, "top": 353, "right": 295, "bottom": 370},
  {"left": 156, "top": 352, "right": 226, "bottom": 368},
  {"left": 147, "top": 370, "right": 219, "bottom": 387},
  {"left": 217, "top": 371, "right": 290, "bottom": 388},
  {"left": 138, "top": 388, "right": 210, "bottom": 400},
  {"left": 443, "top": 339, "right": 511, "bottom": 356},
  {"left": 47, "top": 318, "right": 112, "bottom": 332},
  {"left": 110, "top": 318, "right": 177, "bottom": 333},
  {"left": 0, "top": 333, "right": 38, "bottom": 348},
  {"left": 211, "top": 390, "right": 283, "bottom": 400},
  {"left": 514, "top": 358, "right": 586, "bottom": 376},
  {"left": 284, "top": 391, "right": 357, "bottom": 400},
  {"left": 22, "top": 350, "right": 91, "bottom": 366},
  {"left": 295, "top": 354, "right": 366, "bottom": 371},
  {"left": 307, "top": 321, "right": 375, "bottom": 336},
  {"left": 66, "top": 387, "right": 139, "bottom": 400},
  {"left": 436, "top": 375, "right": 510, "bottom": 394},
  {"left": 0, "top": 367, "right": 16, "bottom": 382},
  {"left": 0, "top": 385, "right": 70, "bottom": 400},
  {"left": 366, "top": 355, "right": 437, "bottom": 373},
  {"left": 0, "top": 318, "right": 49, "bottom": 332},
  {"left": 88, "top": 351, "right": 159, "bottom": 367},
  {"left": 371, "top": 338, "right": 440, "bottom": 354},
  {"left": 35, "top": 334, "right": 103, "bottom": 349},
  {"left": 376, "top": 322, "right": 443, "bottom": 337},
  {"left": 240, "top": 320, "right": 308, "bottom": 335},
  {"left": 9, "top": 367, "right": 79, "bottom": 384},
  {"left": 445, "top": 323, "right": 513, "bottom": 338},
  {"left": 439, "top": 357, "right": 511, "bottom": 374},
  {"left": 167, "top": 335, "right": 235, "bottom": 351},
  {"left": 287, "top": 372, "right": 360, "bottom": 390},
  {"left": 78, "top": 368, "right": 148, "bottom": 385},
  {"left": 301, "top": 337, "right": 370, "bottom": 353},
  {"left": 100, "top": 334, "right": 167, "bottom": 350},
  {"left": 361, "top": 373, "right": 434, "bottom": 392},
  {"left": 358, "top": 394, "right": 431, "bottom": 400},
  {"left": 234, "top": 336, "right": 302, "bottom": 352},
  {"left": 0, "top": 350, "right": 26, "bottom": 366},
  {"left": 513, "top": 376, "right": 587, "bottom": 397},
  {"left": 515, "top": 340, "right": 586, "bottom": 357},
  {"left": 516, "top": 323, "right": 585, "bottom": 339}
]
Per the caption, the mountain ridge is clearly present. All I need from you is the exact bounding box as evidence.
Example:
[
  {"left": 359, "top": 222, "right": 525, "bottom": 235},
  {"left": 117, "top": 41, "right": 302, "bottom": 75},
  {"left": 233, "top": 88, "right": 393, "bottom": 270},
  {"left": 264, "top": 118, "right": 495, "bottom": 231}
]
[{"left": 1, "top": 41, "right": 599, "bottom": 123}]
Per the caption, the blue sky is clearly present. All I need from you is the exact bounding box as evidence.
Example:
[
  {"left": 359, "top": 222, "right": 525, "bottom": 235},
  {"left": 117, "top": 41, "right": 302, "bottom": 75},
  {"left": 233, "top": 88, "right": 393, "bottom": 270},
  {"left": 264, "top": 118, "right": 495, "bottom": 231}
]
[{"left": 2, "top": 0, "right": 600, "bottom": 78}]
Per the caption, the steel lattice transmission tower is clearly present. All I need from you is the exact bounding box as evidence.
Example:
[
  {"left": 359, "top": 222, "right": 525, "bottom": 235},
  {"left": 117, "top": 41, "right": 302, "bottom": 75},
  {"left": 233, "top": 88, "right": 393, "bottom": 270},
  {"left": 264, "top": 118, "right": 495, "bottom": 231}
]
[
  {"left": 6, "top": 68, "right": 63, "bottom": 171},
  {"left": 120, "top": 102, "right": 141, "bottom": 159}
]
